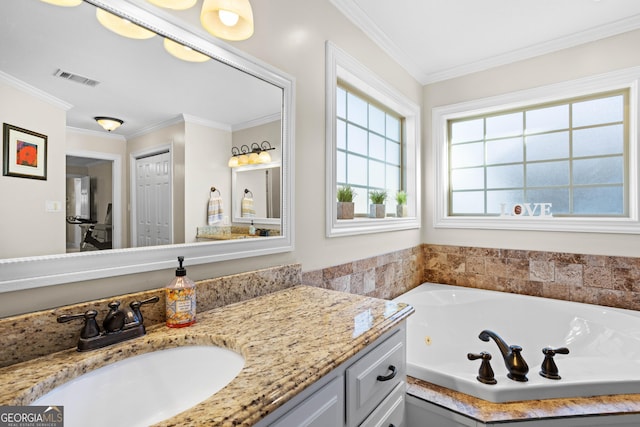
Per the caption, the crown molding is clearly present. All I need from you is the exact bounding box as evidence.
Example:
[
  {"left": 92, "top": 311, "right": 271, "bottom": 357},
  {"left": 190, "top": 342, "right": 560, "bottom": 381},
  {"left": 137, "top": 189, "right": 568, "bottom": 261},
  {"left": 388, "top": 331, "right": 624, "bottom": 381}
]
[{"left": 0, "top": 70, "right": 73, "bottom": 110}]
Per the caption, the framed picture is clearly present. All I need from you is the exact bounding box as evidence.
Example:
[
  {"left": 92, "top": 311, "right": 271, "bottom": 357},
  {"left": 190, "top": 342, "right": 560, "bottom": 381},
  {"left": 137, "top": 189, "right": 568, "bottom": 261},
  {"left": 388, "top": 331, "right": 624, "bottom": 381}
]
[{"left": 3, "top": 123, "right": 47, "bottom": 180}]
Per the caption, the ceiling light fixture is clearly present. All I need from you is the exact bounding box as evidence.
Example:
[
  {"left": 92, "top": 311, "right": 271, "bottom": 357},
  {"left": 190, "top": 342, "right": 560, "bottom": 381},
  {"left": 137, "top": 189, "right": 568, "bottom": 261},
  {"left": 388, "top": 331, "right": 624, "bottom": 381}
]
[
  {"left": 94, "top": 117, "right": 124, "bottom": 132},
  {"left": 201, "top": 0, "right": 254, "bottom": 41},
  {"left": 228, "top": 141, "right": 275, "bottom": 167},
  {"left": 39, "top": 0, "right": 82, "bottom": 6},
  {"left": 163, "top": 38, "right": 211, "bottom": 62},
  {"left": 95, "top": 8, "right": 156, "bottom": 40},
  {"left": 146, "top": 0, "right": 197, "bottom": 10}
]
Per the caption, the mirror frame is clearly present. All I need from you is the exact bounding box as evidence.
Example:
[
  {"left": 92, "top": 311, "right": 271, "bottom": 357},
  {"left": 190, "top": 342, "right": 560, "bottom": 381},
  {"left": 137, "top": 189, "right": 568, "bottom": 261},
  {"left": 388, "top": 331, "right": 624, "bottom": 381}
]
[
  {"left": 0, "top": 0, "right": 295, "bottom": 293},
  {"left": 232, "top": 162, "right": 282, "bottom": 225}
]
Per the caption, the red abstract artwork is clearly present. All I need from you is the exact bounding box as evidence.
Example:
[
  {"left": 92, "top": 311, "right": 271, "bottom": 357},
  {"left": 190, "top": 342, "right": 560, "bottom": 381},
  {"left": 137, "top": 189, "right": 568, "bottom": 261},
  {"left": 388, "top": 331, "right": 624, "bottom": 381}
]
[{"left": 16, "top": 140, "right": 37, "bottom": 167}]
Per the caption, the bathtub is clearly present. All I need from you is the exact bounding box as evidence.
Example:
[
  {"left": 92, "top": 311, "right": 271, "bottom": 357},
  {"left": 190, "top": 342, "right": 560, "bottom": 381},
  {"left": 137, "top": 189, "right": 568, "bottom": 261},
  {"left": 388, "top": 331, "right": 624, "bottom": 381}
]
[{"left": 393, "top": 283, "right": 640, "bottom": 403}]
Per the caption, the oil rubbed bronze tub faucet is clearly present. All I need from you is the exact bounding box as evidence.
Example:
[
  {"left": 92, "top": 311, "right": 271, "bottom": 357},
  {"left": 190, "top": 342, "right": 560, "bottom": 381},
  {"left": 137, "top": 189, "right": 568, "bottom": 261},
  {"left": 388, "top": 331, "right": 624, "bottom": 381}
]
[
  {"left": 57, "top": 296, "right": 159, "bottom": 352},
  {"left": 478, "top": 329, "right": 529, "bottom": 382}
]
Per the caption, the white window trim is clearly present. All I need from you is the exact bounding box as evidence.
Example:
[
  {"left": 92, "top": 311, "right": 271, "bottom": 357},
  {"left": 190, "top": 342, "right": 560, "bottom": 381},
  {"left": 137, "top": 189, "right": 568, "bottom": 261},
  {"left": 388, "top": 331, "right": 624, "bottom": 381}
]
[
  {"left": 433, "top": 66, "right": 640, "bottom": 234},
  {"left": 325, "top": 41, "right": 421, "bottom": 237}
]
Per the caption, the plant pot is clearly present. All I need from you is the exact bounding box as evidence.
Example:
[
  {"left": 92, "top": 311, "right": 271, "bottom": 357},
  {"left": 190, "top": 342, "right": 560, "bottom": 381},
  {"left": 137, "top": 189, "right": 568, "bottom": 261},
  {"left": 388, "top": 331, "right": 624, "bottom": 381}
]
[
  {"left": 337, "top": 201, "right": 354, "bottom": 219},
  {"left": 396, "top": 204, "right": 408, "bottom": 218},
  {"left": 369, "top": 204, "right": 385, "bottom": 218}
]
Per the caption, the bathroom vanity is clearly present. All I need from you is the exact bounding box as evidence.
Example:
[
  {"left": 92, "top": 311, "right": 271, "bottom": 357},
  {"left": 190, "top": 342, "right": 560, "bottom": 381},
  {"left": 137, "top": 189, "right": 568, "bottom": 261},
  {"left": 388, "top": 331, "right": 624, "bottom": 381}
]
[{"left": 0, "top": 286, "right": 412, "bottom": 426}]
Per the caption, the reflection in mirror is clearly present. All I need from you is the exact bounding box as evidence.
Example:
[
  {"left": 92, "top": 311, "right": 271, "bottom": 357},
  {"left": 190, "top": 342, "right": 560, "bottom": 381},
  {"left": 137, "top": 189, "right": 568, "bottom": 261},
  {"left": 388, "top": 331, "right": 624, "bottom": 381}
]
[
  {"left": 233, "top": 164, "right": 281, "bottom": 224},
  {"left": 0, "top": 0, "right": 294, "bottom": 292}
]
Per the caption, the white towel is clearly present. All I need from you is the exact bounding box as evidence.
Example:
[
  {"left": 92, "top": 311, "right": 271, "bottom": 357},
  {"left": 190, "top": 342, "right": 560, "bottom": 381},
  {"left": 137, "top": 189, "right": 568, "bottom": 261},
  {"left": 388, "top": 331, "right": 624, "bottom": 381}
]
[
  {"left": 241, "top": 197, "right": 255, "bottom": 218},
  {"left": 207, "top": 196, "right": 224, "bottom": 225}
]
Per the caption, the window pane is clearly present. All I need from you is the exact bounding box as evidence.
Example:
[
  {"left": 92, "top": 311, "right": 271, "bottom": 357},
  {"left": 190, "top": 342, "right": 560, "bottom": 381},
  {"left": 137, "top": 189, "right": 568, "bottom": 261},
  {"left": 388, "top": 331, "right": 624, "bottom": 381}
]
[
  {"left": 336, "top": 119, "right": 346, "bottom": 150},
  {"left": 451, "top": 142, "right": 484, "bottom": 168},
  {"left": 369, "top": 104, "right": 385, "bottom": 135},
  {"left": 487, "top": 189, "right": 524, "bottom": 214},
  {"left": 486, "top": 112, "right": 522, "bottom": 139},
  {"left": 369, "top": 133, "right": 385, "bottom": 160},
  {"left": 526, "top": 188, "right": 570, "bottom": 214},
  {"left": 574, "top": 186, "right": 623, "bottom": 214},
  {"left": 336, "top": 87, "right": 346, "bottom": 119},
  {"left": 386, "top": 115, "right": 400, "bottom": 141},
  {"left": 387, "top": 140, "right": 400, "bottom": 165},
  {"left": 347, "top": 92, "right": 367, "bottom": 127},
  {"left": 451, "top": 119, "right": 483, "bottom": 144},
  {"left": 452, "top": 191, "right": 485, "bottom": 214},
  {"left": 527, "top": 161, "right": 569, "bottom": 187},
  {"left": 526, "top": 132, "right": 569, "bottom": 161},
  {"left": 486, "top": 137, "right": 523, "bottom": 165},
  {"left": 386, "top": 165, "right": 400, "bottom": 194},
  {"left": 337, "top": 150, "right": 346, "bottom": 183},
  {"left": 526, "top": 104, "right": 568, "bottom": 134},
  {"left": 347, "top": 124, "right": 367, "bottom": 155},
  {"left": 573, "top": 124, "right": 623, "bottom": 157},
  {"left": 573, "top": 95, "right": 624, "bottom": 127},
  {"left": 573, "top": 156, "right": 623, "bottom": 185},
  {"left": 347, "top": 154, "right": 367, "bottom": 186},
  {"left": 354, "top": 188, "right": 368, "bottom": 214},
  {"left": 487, "top": 164, "right": 523, "bottom": 189},
  {"left": 369, "top": 160, "right": 385, "bottom": 188},
  {"left": 451, "top": 168, "right": 484, "bottom": 190}
]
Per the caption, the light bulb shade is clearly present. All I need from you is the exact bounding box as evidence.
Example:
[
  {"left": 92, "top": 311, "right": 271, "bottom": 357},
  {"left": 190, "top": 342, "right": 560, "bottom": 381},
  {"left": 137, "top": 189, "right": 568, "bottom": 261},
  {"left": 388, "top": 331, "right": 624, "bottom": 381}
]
[
  {"left": 163, "top": 38, "right": 210, "bottom": 62},
  {"left": 96, "top": 8, "right": 156, "bottom": 40},
  {"left": 95, "top": 117, "right": 124, "bottom": 132},
  {"left": 248, "top": 152, "right": 260, "bottom": 164},
  {"left": 201, "top": 0, "right": 254, "bottom": 41},
  {"left": 237, "top": 154, "right": 249, "bottom": 165},
  {"left": 258, "top": 150, "right": 271, "bottom": 164},
  {"left": 39, "top": 0, "right": 82, "bottom": 6},
  {"left": 228, "top": 156, "right": 239, "bottom": 167},
  {"left": 146, "top": 0, "right": 197, "bottom": 10}
]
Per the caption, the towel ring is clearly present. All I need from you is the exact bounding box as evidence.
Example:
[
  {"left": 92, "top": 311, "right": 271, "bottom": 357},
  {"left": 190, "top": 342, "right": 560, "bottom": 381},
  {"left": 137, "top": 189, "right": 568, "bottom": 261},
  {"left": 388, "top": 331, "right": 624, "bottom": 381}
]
[
  {"left": 244, "top": 188, "right": 253, "bottom": 198},
  {"left": 210, "top": 187, "right": 220, "bottom": 196}
]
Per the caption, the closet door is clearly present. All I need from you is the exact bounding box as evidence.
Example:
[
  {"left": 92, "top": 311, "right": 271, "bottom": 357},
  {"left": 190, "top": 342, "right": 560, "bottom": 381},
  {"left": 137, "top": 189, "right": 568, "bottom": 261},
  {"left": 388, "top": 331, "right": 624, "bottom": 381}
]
[{"left": 135, "top": 151, "right": 171, "bottom": 247}]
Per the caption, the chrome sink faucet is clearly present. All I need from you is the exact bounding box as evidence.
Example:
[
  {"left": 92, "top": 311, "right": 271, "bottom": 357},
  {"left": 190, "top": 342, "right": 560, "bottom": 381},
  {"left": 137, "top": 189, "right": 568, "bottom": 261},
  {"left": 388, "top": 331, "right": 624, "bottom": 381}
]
[
  {"left": 58, "top": 296, "right": 159, "bottom": 352},
  {"left": 478, "top": 329, "right": 529, "bottom": 382}
]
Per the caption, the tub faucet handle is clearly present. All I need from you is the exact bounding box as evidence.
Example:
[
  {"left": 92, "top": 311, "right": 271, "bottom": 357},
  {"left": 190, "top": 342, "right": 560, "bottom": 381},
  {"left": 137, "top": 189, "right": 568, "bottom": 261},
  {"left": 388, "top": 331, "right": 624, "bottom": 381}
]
[
  {"left": 468, "top": 351, "right": 497, "bottom": 385},
  {"left": 540, "top": 346, "right": 570, "bottom": 380}
]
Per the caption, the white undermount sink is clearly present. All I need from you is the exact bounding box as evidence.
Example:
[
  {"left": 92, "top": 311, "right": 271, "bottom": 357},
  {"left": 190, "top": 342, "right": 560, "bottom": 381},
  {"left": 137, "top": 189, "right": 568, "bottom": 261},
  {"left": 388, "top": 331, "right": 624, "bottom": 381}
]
[{"left": 31, "top": 345, "right": 245, "bottom": 427}]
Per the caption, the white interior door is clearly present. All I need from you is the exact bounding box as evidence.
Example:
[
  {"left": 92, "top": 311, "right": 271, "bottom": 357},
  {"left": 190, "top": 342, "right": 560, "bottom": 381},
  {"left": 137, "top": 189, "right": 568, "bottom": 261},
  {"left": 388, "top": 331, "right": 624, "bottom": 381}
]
[{"left": 135, "top": 152, "right": 172, "bottom": 247}]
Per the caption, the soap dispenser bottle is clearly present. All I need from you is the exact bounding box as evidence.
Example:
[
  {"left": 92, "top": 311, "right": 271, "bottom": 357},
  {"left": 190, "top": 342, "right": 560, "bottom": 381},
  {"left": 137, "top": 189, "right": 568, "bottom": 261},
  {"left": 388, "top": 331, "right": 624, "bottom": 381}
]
[
  {"left": 249, "top": 220, "right": 256, "bottom": 236},
  {"left": 165, "top": 256, "right": 196, "bottom": 328}
]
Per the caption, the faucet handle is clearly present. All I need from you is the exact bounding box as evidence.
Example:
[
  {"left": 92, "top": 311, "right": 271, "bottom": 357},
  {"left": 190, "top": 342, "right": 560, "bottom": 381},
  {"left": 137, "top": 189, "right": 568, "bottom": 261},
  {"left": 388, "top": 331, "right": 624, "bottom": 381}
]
[
  {"left": 57, "top": 309, "right": 100, "bottom": 339},
  {"left": 468, "top": 351, "right": 497, "bottom": 384},
  {"left": 540, "top": 346, "right": 570, "bottom": 380},
  {"left": 103, "top": 301, "right": 126, "bottom": 333},
  {"left": 126, "top": 296, "right": 160, "bottom": 327}
]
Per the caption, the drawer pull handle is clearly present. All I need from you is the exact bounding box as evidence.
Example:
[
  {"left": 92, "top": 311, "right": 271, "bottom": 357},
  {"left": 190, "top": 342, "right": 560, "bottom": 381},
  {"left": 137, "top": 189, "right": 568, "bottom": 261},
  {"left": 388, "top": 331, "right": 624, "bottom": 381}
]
[{"left": 376, "top": 365, "right": 397, "bottom": 382}]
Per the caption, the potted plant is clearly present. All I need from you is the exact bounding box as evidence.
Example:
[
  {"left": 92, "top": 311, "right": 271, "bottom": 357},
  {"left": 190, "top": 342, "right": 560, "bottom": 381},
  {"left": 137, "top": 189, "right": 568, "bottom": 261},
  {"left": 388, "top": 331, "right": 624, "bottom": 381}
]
[
  {"left": 337, "top": 186, "right": 356, "bottom": 219},
  {"left": 396, "top": 190, "right": 408, "bottom": 217},
  {"left": 369, "top": 189, "right": 387, "bottom": 218}
]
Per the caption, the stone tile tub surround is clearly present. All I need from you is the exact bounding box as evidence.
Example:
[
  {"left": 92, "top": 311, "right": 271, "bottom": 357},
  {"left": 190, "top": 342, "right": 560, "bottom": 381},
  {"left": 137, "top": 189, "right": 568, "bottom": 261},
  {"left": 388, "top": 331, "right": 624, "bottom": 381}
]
[
  {"left": 302, "top": 244, "right": 640, "bottom": 312},
  {"left": 0, "top": 264, "right": 301, "bottom": 368}
]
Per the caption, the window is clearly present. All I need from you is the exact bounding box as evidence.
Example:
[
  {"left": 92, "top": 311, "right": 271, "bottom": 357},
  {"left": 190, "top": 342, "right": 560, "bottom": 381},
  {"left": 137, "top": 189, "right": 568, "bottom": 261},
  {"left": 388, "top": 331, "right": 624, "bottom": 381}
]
[
  {"left": 336, "top": 85, "right": 403, "bottom": 216},
  {"left": 449, "top": 91, "right": 628, "bottom": 216},
  {"left": 433, "top": 67, "right": 640, "bottom": 234},
  {"left": 326, "top": 41, "right": 420, "bottom": 237}
]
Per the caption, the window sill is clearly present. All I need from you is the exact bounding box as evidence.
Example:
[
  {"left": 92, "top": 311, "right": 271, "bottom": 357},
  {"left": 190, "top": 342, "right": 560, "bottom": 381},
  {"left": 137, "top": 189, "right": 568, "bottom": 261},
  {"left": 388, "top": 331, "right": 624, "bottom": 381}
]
[
  {"left": 328, "top": 216, "right": 420, "bottom": 237},
  {"left": 434, "top": 215, "right": 640, "bottom": 234}
]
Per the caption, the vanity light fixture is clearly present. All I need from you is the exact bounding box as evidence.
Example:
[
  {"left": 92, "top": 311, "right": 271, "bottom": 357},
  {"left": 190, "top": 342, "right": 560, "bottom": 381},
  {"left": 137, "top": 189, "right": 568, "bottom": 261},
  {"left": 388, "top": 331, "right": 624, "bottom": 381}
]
[
  {"left": 163, "top": 38, "right": 210, "bottom": 62},
  {"left": 200, "top": 0, "right": 254, "bottom": 41},
  {"left": 228, "top": 141, "right": 275, "bottom": 167},
  {"left": 95, "top": 8, "right": 156, "bottom": 40},
  {"left": 94, "top": 116, "right": 124, "bottom": 132},
  {"left": 39, "top": 0, "right": 82, "bottom": 6},
  {"left": 146, "top": 0, "right": 197, "bottom": 10}
]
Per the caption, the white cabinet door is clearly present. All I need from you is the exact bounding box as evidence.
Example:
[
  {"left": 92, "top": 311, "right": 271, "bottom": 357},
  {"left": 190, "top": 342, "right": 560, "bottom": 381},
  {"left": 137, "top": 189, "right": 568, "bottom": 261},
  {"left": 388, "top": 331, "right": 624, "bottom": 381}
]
[{"left": 271, "top": 376, "right": 344, "bottom": 427}]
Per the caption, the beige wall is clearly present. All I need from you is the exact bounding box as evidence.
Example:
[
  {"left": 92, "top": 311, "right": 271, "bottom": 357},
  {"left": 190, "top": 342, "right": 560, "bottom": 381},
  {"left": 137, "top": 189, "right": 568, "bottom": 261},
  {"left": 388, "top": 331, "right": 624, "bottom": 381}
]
[
  {"left": 0, "top": 80, "right": 67, "bottom": 258},
  {"left": 423, "top": 29, "right": 640, "bottom": 258}
]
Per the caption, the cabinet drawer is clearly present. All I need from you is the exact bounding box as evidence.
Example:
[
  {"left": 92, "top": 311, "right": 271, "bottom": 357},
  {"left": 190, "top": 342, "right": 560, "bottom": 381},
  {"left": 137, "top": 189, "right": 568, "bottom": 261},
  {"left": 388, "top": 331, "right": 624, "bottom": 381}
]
[
  {"left": 360, "top": 381, "right": 405, "bottom": 427},
  {"left": 346, "top": 329, "right": 405, "bottom": 426},
  {"left": 271, "top": 376, "right": 344, "bottom": 427}
]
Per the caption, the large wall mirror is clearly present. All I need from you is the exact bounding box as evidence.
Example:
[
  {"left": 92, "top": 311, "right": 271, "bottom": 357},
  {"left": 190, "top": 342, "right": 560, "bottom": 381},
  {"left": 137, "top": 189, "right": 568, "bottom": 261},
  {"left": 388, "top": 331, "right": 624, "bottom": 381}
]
[{"left": 0, "top": 0, "right": 294, "bottom": 292}]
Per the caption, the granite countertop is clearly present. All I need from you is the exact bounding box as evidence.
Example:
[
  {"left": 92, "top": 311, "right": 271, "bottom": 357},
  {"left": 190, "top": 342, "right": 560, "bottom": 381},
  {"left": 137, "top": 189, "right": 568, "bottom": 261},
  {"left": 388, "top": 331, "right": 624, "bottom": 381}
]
[
  {"left": 0, "top": 286, "right": 413, "bottom": 426},
  {"left": 196, "top": 233, "right": 261, "bottom": 240}
]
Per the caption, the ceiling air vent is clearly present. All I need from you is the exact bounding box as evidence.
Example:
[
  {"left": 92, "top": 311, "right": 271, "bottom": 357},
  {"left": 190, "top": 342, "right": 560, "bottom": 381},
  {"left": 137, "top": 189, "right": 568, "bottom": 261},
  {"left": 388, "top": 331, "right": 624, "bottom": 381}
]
[{"left": 53, "top": 69, "right": 100, "bottom": 87}]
